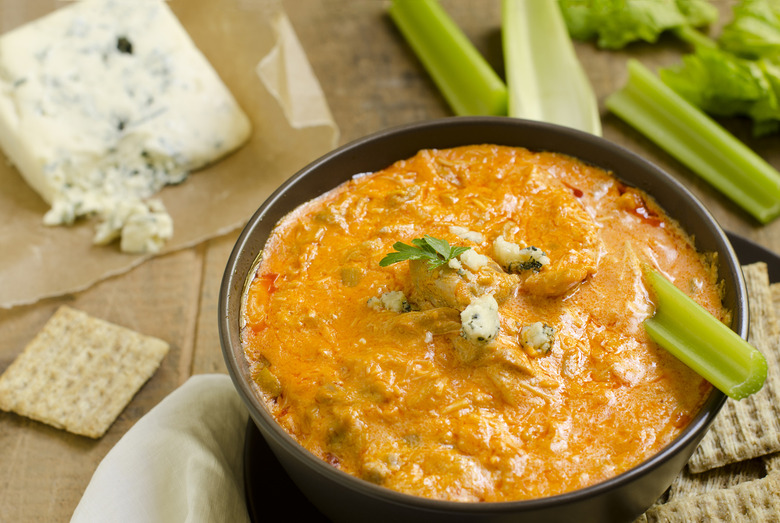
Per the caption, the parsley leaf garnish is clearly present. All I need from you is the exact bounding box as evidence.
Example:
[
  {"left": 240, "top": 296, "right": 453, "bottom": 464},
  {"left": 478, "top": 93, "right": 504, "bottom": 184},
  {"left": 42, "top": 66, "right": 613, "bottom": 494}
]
[{"left": 380, "top": 235, "right": 471, "bottom": 271}]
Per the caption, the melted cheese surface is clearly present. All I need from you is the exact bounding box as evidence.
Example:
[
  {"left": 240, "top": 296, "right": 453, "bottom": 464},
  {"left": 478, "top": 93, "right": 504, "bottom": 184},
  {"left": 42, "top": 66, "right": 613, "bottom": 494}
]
[{"left": 242, "top": 145, "right": 725, "bottom": 502}]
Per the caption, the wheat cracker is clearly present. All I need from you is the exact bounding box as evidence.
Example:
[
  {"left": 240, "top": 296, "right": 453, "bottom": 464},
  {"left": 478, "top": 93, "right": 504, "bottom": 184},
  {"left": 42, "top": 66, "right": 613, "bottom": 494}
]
[
  {"left": 765, "top": 282, "right": 780, "bottom": 477},
  {"left": 688, "top": 263, "right": 780, "bottom": 473},
  {"left": 642, "top": 473, "right": 780, "bottom": 522},
  {"left": 0, "top": 306, "right": 169, "bottom": 438},
  {"left": 771, "top": 283, "right": 780, "bottom": 322},
  {"left": 667, "top": 459, "right": 767, "bottom": 501}
]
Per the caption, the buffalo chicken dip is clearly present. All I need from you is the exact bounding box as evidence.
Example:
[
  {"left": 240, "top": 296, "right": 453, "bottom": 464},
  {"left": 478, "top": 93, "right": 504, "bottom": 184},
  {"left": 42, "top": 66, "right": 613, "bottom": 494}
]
[{"left": 241, "top": 145, "right": 726, "bottom": 502}]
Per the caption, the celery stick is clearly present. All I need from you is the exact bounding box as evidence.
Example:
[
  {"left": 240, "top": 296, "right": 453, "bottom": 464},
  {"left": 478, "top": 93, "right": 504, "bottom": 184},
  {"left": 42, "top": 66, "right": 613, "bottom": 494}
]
[
  {"left": 388, "top": 0, "right": 507, "bottom": 116},
  {"left": 644, "top": 268, "right": 767, "bottom": 400},
  {"left": 501, "top": 0, "right": 602, "bottom": 135},
  {"left": 606, "top": 59, "right": 780, "bottom": 224}
]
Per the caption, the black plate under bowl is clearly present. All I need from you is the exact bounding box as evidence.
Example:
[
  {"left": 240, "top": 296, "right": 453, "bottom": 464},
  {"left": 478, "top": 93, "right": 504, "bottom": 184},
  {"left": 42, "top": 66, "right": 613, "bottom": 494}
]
[{"left": 242, "top": 233, "right": 779, "bottom": 523}]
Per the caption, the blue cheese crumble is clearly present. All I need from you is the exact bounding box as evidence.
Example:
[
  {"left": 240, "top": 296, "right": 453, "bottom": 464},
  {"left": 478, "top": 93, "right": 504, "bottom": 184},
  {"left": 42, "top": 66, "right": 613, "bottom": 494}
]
[
  {"left": 449, "top": 225, "right": 484, "bottom": 244},
  {"left": 368, "top": 291, "right": 411, "bottom": 313},
  {"left": 460, "top": 294, "right": 500, "bottom": 344},
  {"left": 459, "top": 249, "right": 490, "bottom": 271},
  {"left": 492, "top": 236, "right": 550, "bottom": 273},
  {"left": 519, "top": 322, "right": 555, "bottom": 356},
  {"left": 0, "top": 0, "right": 251, "bottom": 253},
  {"left": 106, "top": 199, "right": 173, "bottom": 253}
]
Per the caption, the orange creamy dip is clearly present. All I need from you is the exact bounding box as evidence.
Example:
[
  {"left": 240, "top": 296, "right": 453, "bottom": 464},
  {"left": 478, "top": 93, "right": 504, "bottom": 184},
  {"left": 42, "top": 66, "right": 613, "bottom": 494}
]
[{"left": 242, "top": 145, "right": 725, "bottom": 502}]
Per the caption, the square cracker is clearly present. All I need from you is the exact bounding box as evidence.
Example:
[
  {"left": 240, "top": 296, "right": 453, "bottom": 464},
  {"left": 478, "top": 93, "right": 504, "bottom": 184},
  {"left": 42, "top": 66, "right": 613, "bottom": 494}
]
[
  {"left": 0, "top": 306, "right": 169, "bottom": 438},
  {"left": 641, "top": 473, "right": 780, "bottom": 522},
  {"left": 667, "top": 459, "right": 767, "bottom": 501},
  {"left": 687, "top": 263, "right": 780, "bottom": 473},
  {"left": 764, "top": 282, "right": 780, "bottom": 476}
]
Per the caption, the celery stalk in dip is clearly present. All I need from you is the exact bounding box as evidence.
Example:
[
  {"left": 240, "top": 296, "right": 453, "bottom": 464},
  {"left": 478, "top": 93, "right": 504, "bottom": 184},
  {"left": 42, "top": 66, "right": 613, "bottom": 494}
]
[{"left": 644, "top": 267, "right": 767, "bottom": 401}]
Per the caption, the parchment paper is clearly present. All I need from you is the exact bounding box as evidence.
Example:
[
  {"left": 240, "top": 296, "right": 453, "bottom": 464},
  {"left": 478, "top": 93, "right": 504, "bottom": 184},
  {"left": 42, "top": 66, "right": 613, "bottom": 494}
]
[{"left": 0, "top": 0, "right": 339, "bottom": 309}]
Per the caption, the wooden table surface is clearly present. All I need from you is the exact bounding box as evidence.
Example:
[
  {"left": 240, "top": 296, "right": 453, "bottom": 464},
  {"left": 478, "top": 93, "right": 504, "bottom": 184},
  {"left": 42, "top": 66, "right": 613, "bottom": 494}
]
[{"left": 1, "top": 1, "right": 778, "bottom": 521}]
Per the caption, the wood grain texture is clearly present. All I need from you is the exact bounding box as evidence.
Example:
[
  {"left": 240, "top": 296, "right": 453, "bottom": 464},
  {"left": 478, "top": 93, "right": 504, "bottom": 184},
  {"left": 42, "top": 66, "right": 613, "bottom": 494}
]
[{"left": 1, "top": 0, "right": 778, "bottom": 521}]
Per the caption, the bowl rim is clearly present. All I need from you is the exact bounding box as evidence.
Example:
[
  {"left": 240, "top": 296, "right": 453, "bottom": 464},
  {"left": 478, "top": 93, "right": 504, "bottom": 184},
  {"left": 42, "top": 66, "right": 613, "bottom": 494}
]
[{"left": 219, "top": 115, "right": 745, "bottom": 514}]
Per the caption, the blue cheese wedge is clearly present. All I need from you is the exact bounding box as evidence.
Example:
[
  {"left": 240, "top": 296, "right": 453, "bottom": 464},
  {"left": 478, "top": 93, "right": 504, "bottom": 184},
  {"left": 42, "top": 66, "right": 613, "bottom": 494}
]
[{"left": 0, "top": 0, "right": 251, "bottom": 253}]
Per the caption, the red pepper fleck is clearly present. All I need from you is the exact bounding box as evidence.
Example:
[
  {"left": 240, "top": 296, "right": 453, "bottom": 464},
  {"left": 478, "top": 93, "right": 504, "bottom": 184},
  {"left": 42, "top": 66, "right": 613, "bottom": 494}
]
[
  {"left": 631, "top": 203, "right": 665, "bottom": 228},
  {"left": 619, "top": 183, "right": 664, "bottom": 227},
  {"left": 562, "top": 181, "right": 583, "bottom": 197}
]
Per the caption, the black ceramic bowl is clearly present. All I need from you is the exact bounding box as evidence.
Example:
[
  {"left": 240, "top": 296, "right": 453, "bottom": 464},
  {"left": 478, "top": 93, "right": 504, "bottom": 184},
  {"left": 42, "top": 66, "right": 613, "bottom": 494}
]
[{"left": 219, "top": 117, "right": 747, "bottom": 523}]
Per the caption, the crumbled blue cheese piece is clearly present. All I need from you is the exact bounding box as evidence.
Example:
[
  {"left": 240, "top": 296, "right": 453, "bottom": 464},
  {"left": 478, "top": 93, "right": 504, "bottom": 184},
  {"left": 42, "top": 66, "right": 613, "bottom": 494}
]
[
  {"left": 460, "top": 294, "right": 500, "bottom": 344},
  {"left": 116, "top": 199, "right": 173, "bottom": 253},
  {"left": 0, "top": 0, "right": 251, "bottom": 253},
  {"left": 447, "top": 257, "right": 463, "bottom": 270},
  {"left": 367, "top": 291, "right": 410, "bottom": 313},
  {"left": 449, "top": 225, "right": 484, "bottom": 244},
  {"left": 519, "top": 322, "right": 555, "bottom": 356},
  {"left": 459, "top": 249, "right": 490, "bottom": 271},
  {"left": 93, "top": 197, "right": 171, "bottom": 247},
  {"left": 493, "top": 236, "right": 550, "bottom": 273}
]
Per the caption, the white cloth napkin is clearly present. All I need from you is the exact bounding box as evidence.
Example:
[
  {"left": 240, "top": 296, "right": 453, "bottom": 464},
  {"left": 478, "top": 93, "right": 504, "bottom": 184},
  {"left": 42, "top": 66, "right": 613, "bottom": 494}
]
[{"left": 71, "top": 374, "right": 251, "bottom": 523}]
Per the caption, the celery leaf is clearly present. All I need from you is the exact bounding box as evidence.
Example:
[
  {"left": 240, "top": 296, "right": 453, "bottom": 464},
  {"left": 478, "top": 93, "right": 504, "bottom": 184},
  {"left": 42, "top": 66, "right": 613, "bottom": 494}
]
[
  {"left": 660, "top": 45, "right": 780, "bottom": 136},
  {"left": 719, "top": 0, "right": 780, "bottom": 59},
  {"left": 558, "top": 0, "right": 718, "bottom": 50}
]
